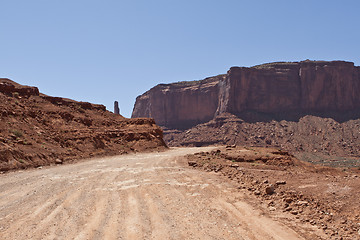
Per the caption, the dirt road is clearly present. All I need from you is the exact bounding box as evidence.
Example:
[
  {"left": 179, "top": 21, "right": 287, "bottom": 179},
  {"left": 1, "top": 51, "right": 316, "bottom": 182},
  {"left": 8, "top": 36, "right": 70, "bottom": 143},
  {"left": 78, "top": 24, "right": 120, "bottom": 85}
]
[{"left": 0, "top": 147, "right": 306, "bottom": 240}]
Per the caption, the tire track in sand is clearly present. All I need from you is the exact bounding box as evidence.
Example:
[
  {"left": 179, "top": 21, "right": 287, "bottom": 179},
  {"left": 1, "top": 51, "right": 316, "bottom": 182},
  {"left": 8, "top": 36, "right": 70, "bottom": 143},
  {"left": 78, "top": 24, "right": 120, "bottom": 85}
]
[
  {"left": 0, "top": 147, "right": 312, "bottom": 240},
  {"left": 125, "top": 192, "right": 143, "bottom": 239}
]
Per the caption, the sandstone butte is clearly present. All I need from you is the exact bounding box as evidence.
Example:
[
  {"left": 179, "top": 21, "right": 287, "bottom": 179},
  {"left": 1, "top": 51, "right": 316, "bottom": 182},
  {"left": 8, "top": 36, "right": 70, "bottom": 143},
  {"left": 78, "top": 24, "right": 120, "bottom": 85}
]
[
  {"left": 132, "top": 60, "right": 360, "bottom": 130},
  {"left": 0, "top": 78, "right": 166, "bottom": 172}
]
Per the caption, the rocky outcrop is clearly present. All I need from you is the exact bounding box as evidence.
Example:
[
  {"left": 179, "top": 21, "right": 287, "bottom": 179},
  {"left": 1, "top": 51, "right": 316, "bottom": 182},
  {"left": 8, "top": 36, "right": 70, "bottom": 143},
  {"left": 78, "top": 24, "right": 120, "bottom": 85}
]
[
  {"left": 114, "top": 101, "right": 120, "bottom": 114},
  {"left": 0, "top": 78, "right": 39, "bottom": 97},
  {"left": 0, "top": 78, "right": 166, "bottom": 172},
  {"left": 218, "top": 61, "right": 360, "bottom": 121},
  {"left": 132, "top": 75, "right": 224, "bottom": 129},
  {"left": 164, "top": 113, "right": 360, "bottom": 162},
  {"left": 132, "top": 60, "right": 360, "bottom": 129}
]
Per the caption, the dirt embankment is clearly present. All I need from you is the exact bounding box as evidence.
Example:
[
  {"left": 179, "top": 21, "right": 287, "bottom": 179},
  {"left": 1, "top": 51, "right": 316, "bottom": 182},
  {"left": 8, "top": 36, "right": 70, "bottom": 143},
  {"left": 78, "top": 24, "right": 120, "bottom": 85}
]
[
  {"left": 187, "top": 146, "right": 360, "bottom": 240},
  {"left": 166, "top": 113, "right": 360, "bottom": 168},
  {"left": 0, "top": 78, "right": 166, "bottom": 172}
]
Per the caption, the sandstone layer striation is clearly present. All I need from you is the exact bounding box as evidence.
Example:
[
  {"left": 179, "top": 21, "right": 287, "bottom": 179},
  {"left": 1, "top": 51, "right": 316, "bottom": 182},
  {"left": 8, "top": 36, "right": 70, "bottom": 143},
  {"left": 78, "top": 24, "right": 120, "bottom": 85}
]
[
  {"left": 0, "top": 78, "right": 166, "bottom": 171},
  {"left": 132, "top": 75, "right": 224, "bottom": 129},
  {"left": 132, "top": 60, "right": 360, "bottom": 129}
]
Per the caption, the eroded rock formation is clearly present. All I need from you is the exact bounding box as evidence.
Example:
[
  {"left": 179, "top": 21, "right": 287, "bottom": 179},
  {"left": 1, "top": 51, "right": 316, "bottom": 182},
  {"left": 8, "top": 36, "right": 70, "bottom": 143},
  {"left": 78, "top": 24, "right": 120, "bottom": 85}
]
[
  {"left": 132, "top": 60, "right": 360, "bottom": 129},
  {"left": 132, "top": 75, "right": 224, "bottom": 129},
  {"left": 114, "top": 101, "right": 120, "bottom": 114},
  {"left": 0, "top": 78, "right": 166, "bottom": 172}
]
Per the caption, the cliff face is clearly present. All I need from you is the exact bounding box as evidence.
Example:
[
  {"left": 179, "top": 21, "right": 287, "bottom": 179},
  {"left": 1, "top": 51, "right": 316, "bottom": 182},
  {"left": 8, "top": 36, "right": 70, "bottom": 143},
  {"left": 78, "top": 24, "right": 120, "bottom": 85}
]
[
  {"left": 132, "top": 60, "right": 360, "bottom": 129},
  {"left": 298, "top": 61, "right": 360, "bottom": 111},
  {"left": 217, "top": 61, "right": 360, "bottom": 121},
  {"left": 132, "top": 75, "right": 224, "bottom": 129},
  {"left": 217, "top": 63, "right": 301, "bottom": 117}
]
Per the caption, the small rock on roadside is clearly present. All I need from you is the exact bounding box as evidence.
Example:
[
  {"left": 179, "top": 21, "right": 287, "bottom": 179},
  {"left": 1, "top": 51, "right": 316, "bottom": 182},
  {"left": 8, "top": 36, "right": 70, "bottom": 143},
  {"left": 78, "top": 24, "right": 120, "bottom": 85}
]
[
  {"left": 265, "top": 185, "right": 275, "bottom": 195},
  {"left": 340, "top": 219, "right": 347, "bottom": 224},
  {"left": 226, "top": 145, "right": 236, "bottom": 148},
  {"left": 276, "top": 180, "right": 286, "bottom": 185},
  {"left": 55, "top": 159, "right": 63, "bottom": 164},
  {"left": 268, "top": 206, "right": 276, "bottom": 211},
  {"left": 188, "top": 161, "right": 197, "bottom": 167},
  {"left": 290, "top": 210, "right": 298, "bottom": 215},
  {"left": 297, "top": 201, "right": 308, "bottom": 206},
  {"left": 285, "top": 207, "right": 292, "bottom": 212}
]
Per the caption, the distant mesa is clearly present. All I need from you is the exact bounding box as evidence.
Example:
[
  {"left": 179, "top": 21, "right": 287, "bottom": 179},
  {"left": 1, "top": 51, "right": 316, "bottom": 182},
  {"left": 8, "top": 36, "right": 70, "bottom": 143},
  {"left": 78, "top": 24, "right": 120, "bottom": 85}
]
[
  {"left": 131, "top": 60, "right": 360, "bottom": 162},
  {"left": 132, "top": 60, "right": 360, "bottom": 130}
]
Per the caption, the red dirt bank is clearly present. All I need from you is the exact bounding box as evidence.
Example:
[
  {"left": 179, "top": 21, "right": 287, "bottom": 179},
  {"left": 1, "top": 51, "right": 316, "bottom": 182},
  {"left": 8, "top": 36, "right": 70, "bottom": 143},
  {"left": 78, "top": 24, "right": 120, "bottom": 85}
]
[
  {"left": 187, "top": 146, "right": 360, "bottom": 240},
  {"left": 0, "top": 78, "right": 166, "bottom": 172}
]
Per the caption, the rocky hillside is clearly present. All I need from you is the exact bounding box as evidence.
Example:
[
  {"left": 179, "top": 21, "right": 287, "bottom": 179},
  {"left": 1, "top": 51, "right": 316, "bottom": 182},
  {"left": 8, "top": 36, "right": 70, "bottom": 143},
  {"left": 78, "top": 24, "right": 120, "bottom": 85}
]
[
  {"left": 186, "top": 147, "right": 360, "bottom": 239},
  {"left": 132, "top": 60, "right": 360, "bottom": 165},
  {"left": 0, "top": 78, "right": 166, "bottom": 172},
  {"left": 132, "top": 60, "right": 360, "bottom": 129},
  {"left": 165, "top": 113, "right": 360, "bottom": 168}
]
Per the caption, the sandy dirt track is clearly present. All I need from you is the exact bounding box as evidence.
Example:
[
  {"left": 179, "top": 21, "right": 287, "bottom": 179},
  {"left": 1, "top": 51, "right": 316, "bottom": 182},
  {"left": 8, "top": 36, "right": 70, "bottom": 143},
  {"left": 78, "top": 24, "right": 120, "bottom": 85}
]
[{"left": 0, "top": 147, "right": 306, "bottom": 240}]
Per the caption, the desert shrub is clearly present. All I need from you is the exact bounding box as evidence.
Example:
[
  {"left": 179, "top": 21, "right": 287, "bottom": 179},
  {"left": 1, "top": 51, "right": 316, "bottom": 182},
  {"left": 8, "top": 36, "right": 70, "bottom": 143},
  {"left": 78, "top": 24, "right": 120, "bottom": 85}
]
[
  {"left": 12, "top": 92, "right": 19, "bottom": 98},
  {"left": 9, "top": 129, "right": 23, "bottom": 138}
]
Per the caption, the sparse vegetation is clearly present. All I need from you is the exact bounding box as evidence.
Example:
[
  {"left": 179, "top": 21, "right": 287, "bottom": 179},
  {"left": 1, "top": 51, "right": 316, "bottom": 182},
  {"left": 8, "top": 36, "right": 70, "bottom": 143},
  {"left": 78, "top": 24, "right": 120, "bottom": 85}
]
[
  {"left": 12, "top": 92, "right": 19, "bottom": 98},
  {"left": 252, "top": 61, "right": 298, "bottom": 69},
  {"left": 9, "top": 129, "right": 23, "bottom": 138}
]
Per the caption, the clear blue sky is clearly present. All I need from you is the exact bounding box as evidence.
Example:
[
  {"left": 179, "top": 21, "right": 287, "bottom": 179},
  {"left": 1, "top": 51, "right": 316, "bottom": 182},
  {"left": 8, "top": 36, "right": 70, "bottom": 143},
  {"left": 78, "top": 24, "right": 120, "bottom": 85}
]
[{"left": 1, "top": 1, "right": 359, "bottom": 117}]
